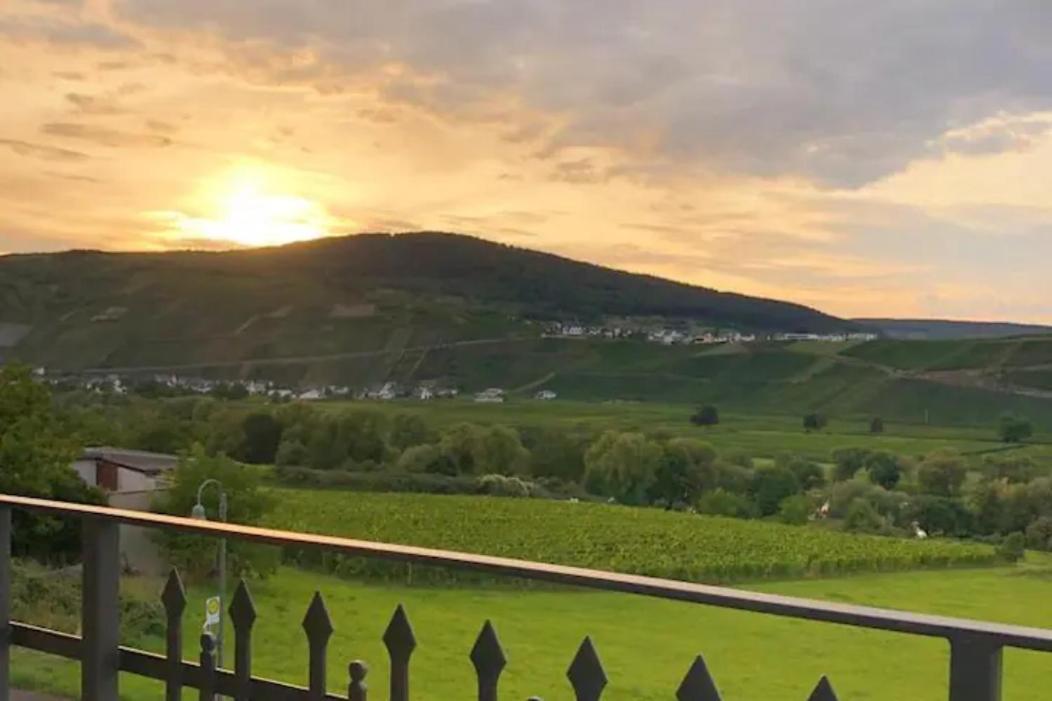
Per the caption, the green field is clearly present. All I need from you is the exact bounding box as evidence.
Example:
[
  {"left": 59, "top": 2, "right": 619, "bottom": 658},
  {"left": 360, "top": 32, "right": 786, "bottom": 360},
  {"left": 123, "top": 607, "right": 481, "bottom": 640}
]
[
  {"left": 319, "top": 398, "right": 1052, "bottom": 464},
  {"left": 12, "top": 557, "right": 1052, "bottom": 700},
  {"left": 262, "top": 490, "right": 996, "bottom": 582}
]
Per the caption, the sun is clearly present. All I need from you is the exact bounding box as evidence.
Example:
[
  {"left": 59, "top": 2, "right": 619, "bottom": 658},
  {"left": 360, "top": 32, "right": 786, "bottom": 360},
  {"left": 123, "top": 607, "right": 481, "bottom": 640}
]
[{"left": 167, "top": 165, "right": 333, "bottom": 248}]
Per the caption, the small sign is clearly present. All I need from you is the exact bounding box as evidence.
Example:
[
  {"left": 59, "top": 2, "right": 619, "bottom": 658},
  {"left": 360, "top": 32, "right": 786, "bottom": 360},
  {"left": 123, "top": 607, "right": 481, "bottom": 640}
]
[{"left": 205, "top": 596, "right": 221, "bottom": 627}]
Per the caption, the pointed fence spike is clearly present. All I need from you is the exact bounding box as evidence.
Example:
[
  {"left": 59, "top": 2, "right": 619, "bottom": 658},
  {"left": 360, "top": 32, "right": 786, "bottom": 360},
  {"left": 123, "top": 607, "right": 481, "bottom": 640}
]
[
  {"left": 807, "top": 676, "right": 840, "bottom": 701},
  {"left": 229, "top": 579, "right": 258, "bottom": 701},
  {"left": 677, "top": 655, "right": 723, "bottom": 701},
  {"left": 383, "top": 604, "right": 417, "bottom": 701},
  {"left": 198, "top": 632, "right": 217, "bottom": 701},
  {"left": 471, "top": 620, "right": 507, "bottom": 701},
  {"left": 567, "top": 637, "right": 607, "bottom": 701},
  {"left": 161, "top": 569, "right": 187, "bottom": 701},
  {"left": 348, "top": 660, "right": 369, "bottom": 701},
  {"left": 303, "top": 591, "right": 335, "bottom": 700}
]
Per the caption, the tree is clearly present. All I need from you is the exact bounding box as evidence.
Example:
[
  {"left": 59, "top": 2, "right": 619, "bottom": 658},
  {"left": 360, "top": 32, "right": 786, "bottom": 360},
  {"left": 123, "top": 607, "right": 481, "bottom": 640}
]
[
  {"left": 870, "top": 417, "right": 885, "bottom": 434},
  {"left": 917, "top": 453, "right": 967, "bottom": 496},
  {"left": 864, "top": 451, "right": 903, "bottom": 490},
  {"left": 240, "top": 411, "right": 283, "bottom": 464},
  {"left": 983, "top": 455, "right": 1035, "bottom": 484},
  {"left": 831, "top": 447, "right": 870, "bottom": 482},
  {"left": 583, "top": 431, "right": 662, "bottom": 505},
  {"left": 907, "top": 495, "right": 974, "bottom": 537},
  {"left": 690, "top": 405, "right": 720, "bottom": 427},
  {"left": 650, "top": 438, "right": 717, "bottom": 506},
  {"left": 803, "top": 412, "right": 828, "bottom": 432},
  {"left": 152, "top": 445, "right": 278, "bottom": 579},
  {"left": 389, "top": 413, "right": 435, "bottom": 452},
  {"left": 437, "top": 423, "right": 530, "bottom": 476},
  {"left": 523, "top": 427, "right": 588, "bottom": 482},
  {"left": 0, "top": 364, "right": 103, "bottom": 559},
  {"left": 749, "top": 466, "right": 801, "bottom": 517},
  {"left": 998, "top": 414, "right": 1033, "bottom": 444},
  {"left": 776, "top": 453, "right": 825, "bottom": 490}
]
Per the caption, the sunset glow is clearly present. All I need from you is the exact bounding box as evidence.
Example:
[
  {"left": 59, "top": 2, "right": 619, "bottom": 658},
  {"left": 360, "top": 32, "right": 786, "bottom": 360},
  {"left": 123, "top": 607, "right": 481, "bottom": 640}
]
[{"left": 170, "top": 168, "right": 332, "bottom": 248}]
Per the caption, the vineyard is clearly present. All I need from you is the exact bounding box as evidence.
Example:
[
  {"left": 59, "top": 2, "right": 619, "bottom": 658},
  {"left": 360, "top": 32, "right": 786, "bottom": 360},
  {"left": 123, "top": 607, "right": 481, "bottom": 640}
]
[{"left": 264, "top": 489, "right": 999, "bottom": 583}]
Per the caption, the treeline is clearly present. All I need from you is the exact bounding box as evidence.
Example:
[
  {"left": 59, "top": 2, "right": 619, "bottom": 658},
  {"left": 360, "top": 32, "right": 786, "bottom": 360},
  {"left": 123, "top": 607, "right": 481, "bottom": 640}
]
[{"left": 55, "top": 391, "right": 1052, "bottom": 553}]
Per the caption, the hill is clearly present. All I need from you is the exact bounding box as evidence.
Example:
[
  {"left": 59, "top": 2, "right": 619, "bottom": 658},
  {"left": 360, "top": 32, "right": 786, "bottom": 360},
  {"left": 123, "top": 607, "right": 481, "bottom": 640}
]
[
  {"left": 856, "top": 318, "right": 1052, "bottom": 340},
  {"left": 0, "top": 232, "right": 849, "bottom": 374}
]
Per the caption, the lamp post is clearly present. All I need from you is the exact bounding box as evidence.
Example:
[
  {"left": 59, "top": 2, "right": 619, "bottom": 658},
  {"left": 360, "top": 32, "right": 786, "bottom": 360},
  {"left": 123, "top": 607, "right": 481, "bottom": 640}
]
[{"left": 192, "top": 479, "right": 227, "bottom": 671}]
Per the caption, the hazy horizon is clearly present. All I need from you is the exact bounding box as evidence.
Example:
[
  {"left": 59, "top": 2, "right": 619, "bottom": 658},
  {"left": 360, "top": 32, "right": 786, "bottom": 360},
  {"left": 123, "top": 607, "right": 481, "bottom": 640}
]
[{"left": 2, "top": 1, "right": 1051, "bottom": 323}]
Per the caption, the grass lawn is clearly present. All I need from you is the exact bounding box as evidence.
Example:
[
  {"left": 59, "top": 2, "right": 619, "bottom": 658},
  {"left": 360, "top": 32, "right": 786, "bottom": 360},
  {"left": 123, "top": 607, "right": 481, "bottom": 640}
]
[{"left": 12, "top": 556, "right": 1052, "bottom": 700}]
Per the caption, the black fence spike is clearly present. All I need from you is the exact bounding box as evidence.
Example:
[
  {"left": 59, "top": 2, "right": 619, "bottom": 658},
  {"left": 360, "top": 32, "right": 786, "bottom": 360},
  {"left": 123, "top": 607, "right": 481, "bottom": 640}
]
[
  {"left": 303, "top": 591, "right": 335, "bottom": 700},
  {"left": 677, "top": 655, "right": 723, "bottom": 701},
  {"left": 807, "top": 676, "right": 840, "bottom": 701},
  {"left": 471, "top": 620, "right": 508, "bottom": 701},
  {"left": 161, "top": 569, "right": 186, "bottom": 701},
  {"left": 567, "top": 636, "right": 607, "bottom": 701},
  {"left": 384, "top": 604, "right": 417, "bottom": 701},
  {"left": 229, "top": 579, "right": 257, "bottom": 701}
]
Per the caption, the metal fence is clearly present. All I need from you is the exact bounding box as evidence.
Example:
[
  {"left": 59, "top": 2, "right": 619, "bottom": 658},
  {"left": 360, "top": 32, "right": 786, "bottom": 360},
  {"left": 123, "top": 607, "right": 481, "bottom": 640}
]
[{"left": 1, "top": 494, "right": 1051, "bottom": 701}]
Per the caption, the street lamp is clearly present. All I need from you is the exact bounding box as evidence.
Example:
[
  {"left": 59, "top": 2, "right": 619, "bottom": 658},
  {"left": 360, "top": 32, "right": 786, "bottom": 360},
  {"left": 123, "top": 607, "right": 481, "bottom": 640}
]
[{"left": 192, "top": 479, "right": 227, "bottom": 671}]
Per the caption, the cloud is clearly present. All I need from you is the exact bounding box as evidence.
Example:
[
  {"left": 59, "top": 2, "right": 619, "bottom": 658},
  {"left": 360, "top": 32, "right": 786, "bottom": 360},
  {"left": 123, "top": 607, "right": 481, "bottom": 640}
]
[
  {"left": 0, "top": 137, "right": 90, "bottom": 161},
  {"left": 112, "top": 0, "right": 1052, "bottom": 187},
  {"left": 0, "top": 15, "right": 136, "bottom": 49},
  {"left": 41, "top": 122, "right": 173, "bottom": 148},
  {"left": 65, "top": 92, "right": 123, "bottom": 115}
]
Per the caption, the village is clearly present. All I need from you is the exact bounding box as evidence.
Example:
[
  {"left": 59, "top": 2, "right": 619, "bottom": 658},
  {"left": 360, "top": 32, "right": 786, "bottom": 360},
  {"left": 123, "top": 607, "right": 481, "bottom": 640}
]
[{"left": 543, "top": 322, "right": 878, "bottom": 345}]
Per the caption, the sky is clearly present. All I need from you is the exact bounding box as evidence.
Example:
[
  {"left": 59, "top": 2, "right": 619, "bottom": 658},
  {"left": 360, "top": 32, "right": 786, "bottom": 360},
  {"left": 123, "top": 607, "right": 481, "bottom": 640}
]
[{"left": 1, "top": 1, "right": 1051, "bottom": 322}]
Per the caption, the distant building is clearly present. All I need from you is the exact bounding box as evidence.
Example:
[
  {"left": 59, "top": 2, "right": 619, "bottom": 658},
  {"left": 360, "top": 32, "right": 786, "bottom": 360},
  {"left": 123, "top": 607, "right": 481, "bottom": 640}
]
[
  {"left": 415, "top": 386, "right": 435, "bottom": 400},
  {"left": 298, "top": 388, "right": 324, "bottom": 401},
  {"left": 535, "top": 389, "right": 557, "bottom": 401},
  {"left": 474, "top": 388, "right": 506, "bottom": 403}
]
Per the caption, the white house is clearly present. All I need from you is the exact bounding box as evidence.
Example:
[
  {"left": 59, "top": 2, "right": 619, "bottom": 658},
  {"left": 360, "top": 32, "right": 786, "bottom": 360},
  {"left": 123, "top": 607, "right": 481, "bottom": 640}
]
[{"left": 535, "top": 390, "right": 557, "bottom": 401}]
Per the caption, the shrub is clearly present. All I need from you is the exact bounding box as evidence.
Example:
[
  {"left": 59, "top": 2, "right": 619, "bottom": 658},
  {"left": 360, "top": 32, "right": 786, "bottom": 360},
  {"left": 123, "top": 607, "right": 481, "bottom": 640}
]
[
  {"left": 998, "top": 414, "right": 1033, "bottom": 444},
  {"left": 690, "top": 405, "right": 720, "bottom": 427},
  {"left": 803, "top": 412, "right": 828, "bottom": 432},
  {"left": 695, "top": 489, "right": 756, "bottom": 519},
  {"left": 982, "top": 455, "right": 1036, "bottom": 484},
  {"left": 1025, "top": 517, "right": 1052, "bottom": 551},
  {"left": 478, "top": 474, "right": 534, "bottom": 498},
  {"left": 844, "top": 499, "right": 886, "bottom": 533},
  {"left": 776, "top": 453, "right": 825, "bottom": 490},
  {"left": 870, "top": 417, "right": 885, "bottom": 434},
  {"left": 996, "top": 532, "right": 1026, "bottom": 562},
  {"left": 777, "top": 494, "right": 813, "bottom": 525}
]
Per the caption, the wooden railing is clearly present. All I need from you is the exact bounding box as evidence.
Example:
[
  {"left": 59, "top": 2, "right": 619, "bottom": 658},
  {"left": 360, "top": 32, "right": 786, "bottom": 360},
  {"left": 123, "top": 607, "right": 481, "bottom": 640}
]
[{"left": 2, "top": 494, "right": 1051, "bottom": 700}]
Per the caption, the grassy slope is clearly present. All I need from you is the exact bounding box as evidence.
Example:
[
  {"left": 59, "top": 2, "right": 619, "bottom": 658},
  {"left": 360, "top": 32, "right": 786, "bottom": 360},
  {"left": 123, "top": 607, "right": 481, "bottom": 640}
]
[{"left": 12, "top": 557, "right": 1052, "bottom": 700}]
